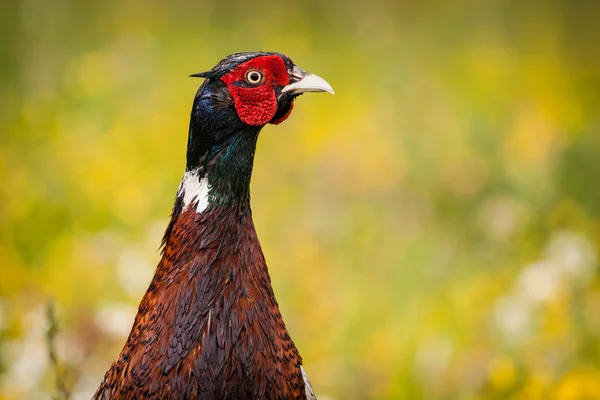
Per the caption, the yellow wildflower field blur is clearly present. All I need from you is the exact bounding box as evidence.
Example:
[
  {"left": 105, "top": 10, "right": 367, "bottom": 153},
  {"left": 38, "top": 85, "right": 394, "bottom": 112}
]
[{"left": 1, "top": 0, "right": 599, "bottom": 399}]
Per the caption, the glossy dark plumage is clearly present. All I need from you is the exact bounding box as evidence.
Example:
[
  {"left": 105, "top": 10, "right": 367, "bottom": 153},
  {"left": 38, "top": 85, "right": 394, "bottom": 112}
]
[{"left": 94, "top": 52, "right": 332, "bottom": 399}]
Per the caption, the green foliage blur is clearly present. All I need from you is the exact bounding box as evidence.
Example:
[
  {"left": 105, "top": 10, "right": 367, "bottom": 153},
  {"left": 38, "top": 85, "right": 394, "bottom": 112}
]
[{"left": 1, "top": 0, "right": 600, "bottom": 398}]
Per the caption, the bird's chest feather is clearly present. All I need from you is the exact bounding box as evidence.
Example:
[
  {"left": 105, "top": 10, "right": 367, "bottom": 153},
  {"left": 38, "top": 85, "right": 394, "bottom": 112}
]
[{"left": 99, "top": 207, "right": 305, "bottom": 399}]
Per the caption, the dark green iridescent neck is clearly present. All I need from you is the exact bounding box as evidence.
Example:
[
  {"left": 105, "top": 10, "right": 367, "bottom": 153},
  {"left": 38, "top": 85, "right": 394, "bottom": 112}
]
[{"left": 198, "top": 131, "right": 261, "bottom": 209}]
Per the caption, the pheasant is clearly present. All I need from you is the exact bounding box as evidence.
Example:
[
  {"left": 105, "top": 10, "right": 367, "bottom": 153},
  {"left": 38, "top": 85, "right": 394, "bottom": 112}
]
[{"left": 94, "top": 52, "right": 334, "bottom": 399}]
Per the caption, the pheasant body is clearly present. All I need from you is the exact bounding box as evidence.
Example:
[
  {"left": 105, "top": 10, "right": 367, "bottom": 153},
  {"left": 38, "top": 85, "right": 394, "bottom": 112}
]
[{"left": 94, "top": 52, "right": 333, "bottom": 399}]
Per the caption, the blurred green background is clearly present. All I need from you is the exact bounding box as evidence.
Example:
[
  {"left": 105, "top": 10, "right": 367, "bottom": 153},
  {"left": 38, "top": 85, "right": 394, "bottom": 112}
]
[{"left": 1, "top": 0, "right": 600, "bottom": 399}]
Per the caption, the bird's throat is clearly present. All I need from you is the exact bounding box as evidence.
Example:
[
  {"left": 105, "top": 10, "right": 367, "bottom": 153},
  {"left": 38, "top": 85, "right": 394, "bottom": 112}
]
[{"left": 182, "top": 129, "right": 261, "bottom": 212}]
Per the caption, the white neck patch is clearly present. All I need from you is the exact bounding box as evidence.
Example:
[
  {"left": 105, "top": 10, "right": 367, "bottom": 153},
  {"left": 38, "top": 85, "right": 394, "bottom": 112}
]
[
  {"left": 178, "top": 169, "right": 211, "bottom": 214},
  {"left": 301, "top": 366, "right": 316, "bottom": 400}
]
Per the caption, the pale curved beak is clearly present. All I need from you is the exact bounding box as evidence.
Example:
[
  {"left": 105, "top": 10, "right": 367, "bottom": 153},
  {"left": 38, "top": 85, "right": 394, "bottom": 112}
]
[{"left": 281, "top": 66, "right": 335, "bottom": 95}]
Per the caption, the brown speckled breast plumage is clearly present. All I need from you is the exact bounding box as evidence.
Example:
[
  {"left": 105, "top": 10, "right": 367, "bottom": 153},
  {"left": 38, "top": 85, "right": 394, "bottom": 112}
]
[{"left": 95, "top": 207, "right": 308, "bottom": 399}]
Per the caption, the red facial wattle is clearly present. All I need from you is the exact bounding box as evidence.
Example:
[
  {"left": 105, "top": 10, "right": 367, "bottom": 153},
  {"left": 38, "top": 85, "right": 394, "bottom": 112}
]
[{"left": 220, "top": 55, "right": 291, "bottom": 126}]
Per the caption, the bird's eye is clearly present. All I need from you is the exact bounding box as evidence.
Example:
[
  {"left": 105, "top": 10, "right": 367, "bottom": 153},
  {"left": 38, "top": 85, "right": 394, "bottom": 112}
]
[{"left": 245, "top": 70, "right": 263, "bottom": 85}]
